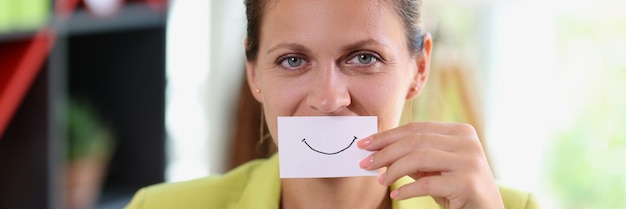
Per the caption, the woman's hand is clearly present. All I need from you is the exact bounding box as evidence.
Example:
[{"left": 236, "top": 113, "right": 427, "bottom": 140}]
[{"left": 358, "top": 122, "right": 504, "bottom": 209}]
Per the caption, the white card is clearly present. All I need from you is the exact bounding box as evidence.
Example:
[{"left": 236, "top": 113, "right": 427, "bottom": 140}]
[{"left": 278, "top": 116, "right": 378, "bottom": 178}]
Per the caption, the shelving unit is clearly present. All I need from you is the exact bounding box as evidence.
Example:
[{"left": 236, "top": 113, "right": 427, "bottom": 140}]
[
  {"left": 0, "top": 2, "right": 167, "bottom": 209},
  {"left": 0, "top": 30, "right": 38, "bottom": 43}
]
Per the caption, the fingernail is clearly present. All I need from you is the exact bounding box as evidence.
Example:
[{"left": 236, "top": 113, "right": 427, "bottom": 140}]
[
  {"left": 359, "top": 155, "right": 373, "bottom": 169},
  {"left": 357, "top": 136, "right": 372, "bottom": 149},
  {"left": 378, "top": 172, "right": 387, "bottom": 185},
  {"left": 390, "top": 190, "right": 399, "bottom": 199}
]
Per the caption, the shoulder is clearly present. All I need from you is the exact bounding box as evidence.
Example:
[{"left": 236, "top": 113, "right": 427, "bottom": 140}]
[
  {"left": 499, "top": 185, "right": 541, "bottom": 209},
  {"left": 125, "top": 158, "right": 269, "bottom": 209}
]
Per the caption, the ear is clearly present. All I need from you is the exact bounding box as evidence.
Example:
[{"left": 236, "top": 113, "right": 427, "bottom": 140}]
[
  {"left": 245, "top": 38, "right": 264, "bottom": 103},
  {"left": 406, "top": 33, "right": 433, "bottom": 100}
]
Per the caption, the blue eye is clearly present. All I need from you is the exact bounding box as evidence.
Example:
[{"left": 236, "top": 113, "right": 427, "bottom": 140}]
[
  {"left": 279, "top": 56, "right": 305, "bottom": 69},
  {"left": 347, "top": 53, "right": 379, "bottom": 65}
]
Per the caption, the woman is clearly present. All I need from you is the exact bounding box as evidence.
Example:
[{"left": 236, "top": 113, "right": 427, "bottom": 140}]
[{"left": 126, "top": 0, "right": 539, "bottom": 208}]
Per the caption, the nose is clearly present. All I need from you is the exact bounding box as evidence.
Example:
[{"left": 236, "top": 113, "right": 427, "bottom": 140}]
[{"left": 305, "top": 63, "right": 351, "bottom": 114}]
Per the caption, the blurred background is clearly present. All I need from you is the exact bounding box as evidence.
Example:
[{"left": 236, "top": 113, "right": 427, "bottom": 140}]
[{"left": 0, "top": 0, "right": 624, "bottom": 209}]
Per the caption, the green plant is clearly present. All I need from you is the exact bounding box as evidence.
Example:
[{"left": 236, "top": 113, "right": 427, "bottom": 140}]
[{"left": 66, "top": 99, "right": 113, "bottom": 161}]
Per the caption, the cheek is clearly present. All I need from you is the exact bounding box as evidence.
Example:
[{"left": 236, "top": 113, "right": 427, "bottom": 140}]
[
  {"left": 353, "top": 77, "right": 408, "bottom": 131},
  {"left": 379, "top": 97, "right": 406, "bottom": 131},
  {"left": 260, "top": 77, "right": 307, "bottom": 142}
]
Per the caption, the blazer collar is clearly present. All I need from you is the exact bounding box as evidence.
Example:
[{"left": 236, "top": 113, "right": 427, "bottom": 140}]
[{"left": 237, "top": 154, "right": 440, "bottom": 209}]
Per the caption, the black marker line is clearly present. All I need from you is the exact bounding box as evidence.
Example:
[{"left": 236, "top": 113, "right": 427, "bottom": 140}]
[{"left": 301, "top": 136, "right": 357, "bottom": 155}]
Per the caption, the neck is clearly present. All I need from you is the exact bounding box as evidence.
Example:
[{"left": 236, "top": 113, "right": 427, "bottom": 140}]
[{"left": 281, "top": 176, "right": 391, "bottom": 209}]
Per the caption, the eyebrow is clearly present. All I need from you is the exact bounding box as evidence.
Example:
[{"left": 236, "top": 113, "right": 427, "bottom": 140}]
[
  {"left": 266, "top": 39, "right": 391, "bottom": 56},
  {"left": 341, "top": 38, "right": 391, "bottom": 53},
  {"left": 266, "top": 43, "right": 311, "bottom": 55}
]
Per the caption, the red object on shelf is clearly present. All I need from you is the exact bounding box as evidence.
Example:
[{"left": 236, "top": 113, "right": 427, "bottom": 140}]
[
  {"left": 145, "top": 0, "right": 168, "bottom": 11},
  {"left": 0, "top": 28, "right": 55, "bottom": 139},
  {"left": 55, "top": 0, "right": 81, "bottom": 17}
]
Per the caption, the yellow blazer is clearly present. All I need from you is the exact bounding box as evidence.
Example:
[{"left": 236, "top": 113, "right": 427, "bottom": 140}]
[{"left": 126, "top": 154, "right": 539, "bottom": 209}]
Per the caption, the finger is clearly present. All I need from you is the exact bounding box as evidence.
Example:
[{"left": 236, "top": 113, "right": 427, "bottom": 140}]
[
  {"left": 390, "top": 175, "right": 458, "bottom": 201},
  {"left": 361, "top": 133, "right": 456, "bottom": 170},
  {"left": 380, "top": 149, "right": 464, "bottom": 186},
  {"left": 358, "top": 122, "right": 466, "bottom": 151}
]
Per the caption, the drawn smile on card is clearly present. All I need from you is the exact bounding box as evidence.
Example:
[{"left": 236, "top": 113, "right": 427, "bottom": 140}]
[{"left": 301, "top": 136, "right": 357, "bottom": 155}]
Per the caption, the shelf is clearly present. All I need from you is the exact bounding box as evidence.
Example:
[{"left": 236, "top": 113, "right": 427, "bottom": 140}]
[
  {"left": 0, "top": 29, "right": 54, "bottom": 138},
  {"left": 0, "top": 2, "right": 166, "bottom": 138},
  {"left": 0, "top": 66, "right": 57, "bottom": 209},
  {"left": 54, "top": 3, "right": 167, "bottom": 36},
  {"left": 0, "top": 3, "right": 166, "bottom": 43},
  {"left": 0, "top": 2, "right": 167, "bottom": 208},
  {"left": 67, "top": 27, "right": 166, "bottom": 191},
  {"left": 0, "top": 30, "right": 39, "bottom": 43}
]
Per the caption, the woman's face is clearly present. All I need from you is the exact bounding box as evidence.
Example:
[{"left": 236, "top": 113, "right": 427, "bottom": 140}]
[{"left": 246, "top": 0, "right": 430, "bottom": 143}]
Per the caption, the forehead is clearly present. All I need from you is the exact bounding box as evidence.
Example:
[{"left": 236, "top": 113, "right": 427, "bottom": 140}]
[{"left": 259, "top": 0, "right": 407, "bottom": 53}]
